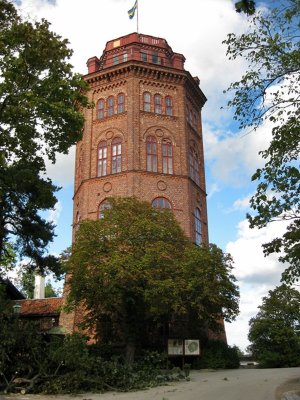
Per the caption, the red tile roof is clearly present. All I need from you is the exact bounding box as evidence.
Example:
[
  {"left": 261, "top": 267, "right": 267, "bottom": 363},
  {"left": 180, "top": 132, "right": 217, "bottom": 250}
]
[{"left": 16, "top": 298, "right": 63, "bottom": 316}]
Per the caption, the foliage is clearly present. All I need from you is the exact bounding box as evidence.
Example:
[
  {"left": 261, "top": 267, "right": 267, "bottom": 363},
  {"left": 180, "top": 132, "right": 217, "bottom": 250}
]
[
  {"left": 0, "top": 0, "right": 90, "bottom": 273},
  {"left": 224, "top": 0, "right": 300, "bottom": 282},
  {"left": 248, "top": 284, "right": 300, "bottom": 368},
  {"left": 66, "top": 197, "right": 239, "bottom": 360},
  {"left": 0, "top": 242, "right": 15, "bottom": 276},
  {"left": 235, "top": 0, "right": 256, "bottom": 15},
  {"left": 193, "top": 340, "right": 240, "bottom": 369},
  {"left": 0, "top": 308, "right": 185, "bottom": 395},
  {"left": 14, "top": 269, "right": 59, "bottom": 298}
]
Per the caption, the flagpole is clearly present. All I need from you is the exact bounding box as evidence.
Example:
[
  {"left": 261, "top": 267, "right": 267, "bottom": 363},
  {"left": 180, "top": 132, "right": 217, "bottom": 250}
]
[{"left": 137, "top": 0, "right": 139, "bottom": 33}]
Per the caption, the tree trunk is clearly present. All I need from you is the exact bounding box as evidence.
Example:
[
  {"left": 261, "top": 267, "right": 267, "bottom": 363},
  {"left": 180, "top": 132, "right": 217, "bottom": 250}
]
[{"left": 125, "top": 341, "right": 136, "bottom": 364}]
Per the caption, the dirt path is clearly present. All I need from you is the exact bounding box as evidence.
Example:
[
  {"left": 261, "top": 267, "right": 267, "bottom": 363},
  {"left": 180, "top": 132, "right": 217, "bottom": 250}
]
[{"left": 1, "top": 367, "right": 300, "bottom": 400}]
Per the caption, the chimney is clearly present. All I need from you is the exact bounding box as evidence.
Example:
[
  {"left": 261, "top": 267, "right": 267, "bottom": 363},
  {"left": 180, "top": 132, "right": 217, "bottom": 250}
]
[{"left": 34, "top": 274, "right": 45, "bottom": 299}]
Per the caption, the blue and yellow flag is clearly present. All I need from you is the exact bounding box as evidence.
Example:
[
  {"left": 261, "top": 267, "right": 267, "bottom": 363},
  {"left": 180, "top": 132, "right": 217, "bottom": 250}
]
[{"left": 128, "top": 0, "right": 137, "bottom": 19}]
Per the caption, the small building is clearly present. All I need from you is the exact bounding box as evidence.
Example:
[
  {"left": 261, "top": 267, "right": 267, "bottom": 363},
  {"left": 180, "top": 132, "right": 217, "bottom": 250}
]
[{"left": 14, "top": 298, "right": 63, "bottom": 333}]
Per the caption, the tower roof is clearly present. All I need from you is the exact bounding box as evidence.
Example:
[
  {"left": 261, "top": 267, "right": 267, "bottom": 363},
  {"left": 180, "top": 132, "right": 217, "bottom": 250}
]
[{"left": 87, "top": 32, "right": 186, "bottom": 74}]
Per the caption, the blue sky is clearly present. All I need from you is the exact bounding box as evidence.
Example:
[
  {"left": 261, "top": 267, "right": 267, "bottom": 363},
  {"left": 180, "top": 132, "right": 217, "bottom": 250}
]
[{"left": 13, "top": 0, "right": 288, "bottom": 351}]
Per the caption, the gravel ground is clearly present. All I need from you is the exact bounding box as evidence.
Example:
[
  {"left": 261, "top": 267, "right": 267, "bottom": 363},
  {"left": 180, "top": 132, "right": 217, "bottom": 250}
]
[{"left": 1, "top": 367, "right": 300, "bottom": 400}]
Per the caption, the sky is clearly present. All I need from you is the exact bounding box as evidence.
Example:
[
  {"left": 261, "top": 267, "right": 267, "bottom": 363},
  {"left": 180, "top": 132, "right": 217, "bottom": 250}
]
[{"left": 12, "top": 0, "right": 288, "bottom": 352}]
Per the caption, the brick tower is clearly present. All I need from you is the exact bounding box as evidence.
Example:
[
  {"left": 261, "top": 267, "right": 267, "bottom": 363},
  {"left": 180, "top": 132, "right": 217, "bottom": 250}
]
[
  {"left": 73, "top": 32, "right": 208, "bottom": 244},
  {"left": 60, "top": 32, "right": 209, "bottom": 334}
]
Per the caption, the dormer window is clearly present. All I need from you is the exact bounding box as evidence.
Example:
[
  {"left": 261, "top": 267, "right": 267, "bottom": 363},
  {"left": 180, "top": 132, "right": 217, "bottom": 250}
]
[
  {"left": 152, "top": 52, "right": 159, "bottom": 64},
  {"left": 141, "top": 51, "right": 147, "bottom": 62},
  {"left": 113, "top": 55, "right": 119, "bottom": 65}
]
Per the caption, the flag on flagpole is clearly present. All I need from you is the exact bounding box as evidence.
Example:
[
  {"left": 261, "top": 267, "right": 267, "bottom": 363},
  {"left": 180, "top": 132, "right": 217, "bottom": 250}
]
[{"left": 128, "top": 0, "right": 137, "bottom": 19}]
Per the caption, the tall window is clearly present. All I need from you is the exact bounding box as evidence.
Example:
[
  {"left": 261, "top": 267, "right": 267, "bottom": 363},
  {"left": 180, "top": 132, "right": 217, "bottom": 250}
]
[
  {"left": 152, "top": 52, "right": 159, "bottom": 64},
  {"left": 97, "top": 99, "right": 104, "bottom": 120},
  {"left": 107, "top": 96, "right": 114, "bottom": 117},
  {"left": 154, "top": 94, "right": 162, "bottom": 114},
  {"left": 123, "top": 52, "right": 128, "bottom": 62},
  {"left": 117, "top": 93, "right": 125, "bottom": 113},
  {"left": 146, "top": 136, "right": 157, "bottom": 172},
  {"left": 152, "top": 197, "right": 171, "bottom": 209},
  {"left": 165, "top": 96, "right": 173, "bottom": 116},
  {"left": 98, "top": 199, "right": 111, "bottom": 219},
  {"left": 189, "top": 147, "right": 200, "bottom": 185},
  {"left": 141, "top": 51, "right": 147, "bottom": 62},
  {"left": 162, "top": 140, "right": 173, "bottom": 174},
  {"left": 97, "top": 141, "right": 107, "bottom": 177},
  {"left": 112, "top": 137, "right": 122, "bottom": 174},
  {"left": 113, "top": 55, "right": 119, "bottom": 65},
  {"left": 143, "top": 92, "right": 151, "bottom": 112},
  {"left": 194, "top": 208, "right": 202, "bottom": 245}
]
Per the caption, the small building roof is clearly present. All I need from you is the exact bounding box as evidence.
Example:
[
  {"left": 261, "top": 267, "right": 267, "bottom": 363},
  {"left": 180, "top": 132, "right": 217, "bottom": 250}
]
[
  {"left": 16, "top": 297, "right": 63, "bottom": 316},
  {"left": 0, "top": 278, "right": 25, "bottom": 300}
]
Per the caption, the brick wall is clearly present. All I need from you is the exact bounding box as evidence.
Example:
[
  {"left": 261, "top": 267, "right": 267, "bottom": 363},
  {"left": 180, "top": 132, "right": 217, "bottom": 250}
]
[{"left": 60, "top": 33, "right": 211, "bottom": 335}]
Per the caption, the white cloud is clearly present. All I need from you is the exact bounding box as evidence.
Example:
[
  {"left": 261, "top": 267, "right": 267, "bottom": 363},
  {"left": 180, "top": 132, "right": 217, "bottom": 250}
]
[
  {"left": 225, "top": 218, "right": 289, "bottom": 350},
  {"left": 227, "top": 218, "right": 288, "bottom": 282},
  {"left": 230, "top": 194, "right": 252, "bottom": 212},
  {"left": 207, "top": 182, "right": 221, "bottom": 199},
  {"left": 45, "top": 146, "right": 75, "bottom": 186},
  {"left": 47, "top": 200, "right": 62, "bottom": 225},
  {"left": 203, "top": 120, "right": 274, "bottom": 186}
]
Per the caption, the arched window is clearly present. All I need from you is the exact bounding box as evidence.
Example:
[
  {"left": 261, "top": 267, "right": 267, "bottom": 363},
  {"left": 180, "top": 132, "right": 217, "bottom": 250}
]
[
  {"left": 107, "top": 96, "right": 114, "bottom": 117},
  {"left": 98, "top": 199, "right": 111, "bottom": 219},
  {"left": 189, "top": 147, "right": 200, "bottom": 185},
  {"left": 146, "top": 136, "right": 157, "bottom": 172},
  {"left": 165, "top": 96, "right": 173, "bottom": 116},
  {"left": 117, "top": 93, "right": 125, "bottom": 113},
  {"left": 112, "top": 137, "right": 122, "bottom": 174},
  {"left": 152, "top": 197, "right": 171, "bottom": 209},
  {"left": 194, "top": 208, "right": 202, "bottom": 245},
  {"left": 162, "top": 140, "right": 173, "bottom": 174},
  {"left": 143, "top": 92, "right": 151, "bottom": 112},
  {"left": 97, "top": 141, "right": 107, "bottom": 177},
  {"left": 154, "top": 94, "right": 162, "bottom": 114},
  {"left": 97, "top": 99, "right": 105, "bottom": 119}
]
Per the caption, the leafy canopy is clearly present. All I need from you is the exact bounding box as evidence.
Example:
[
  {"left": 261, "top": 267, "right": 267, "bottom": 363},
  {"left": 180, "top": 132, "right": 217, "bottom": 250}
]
[
  {"left": 66, "top": 197, "right": 239, "bottom": 349},
  {"left": 235, "top": 0, "right": 256, "bottom": 15},
  {"left": 248, "top": 284, "right": 300, "bottom": 367},
  {"left": 224, "top": 0, "right": 300, "bottom": 282},
  {"left": 0, "top": 0, "right": 90, "bottom": 272}
]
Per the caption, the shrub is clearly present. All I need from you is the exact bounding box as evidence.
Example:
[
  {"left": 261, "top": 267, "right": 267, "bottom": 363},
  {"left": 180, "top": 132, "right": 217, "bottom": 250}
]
[
  {"left": 194, "top": 340, "right": 240, "bottom": 369},
  {"left": 0, "top": 320, "right": 187, "bottom": 395}
]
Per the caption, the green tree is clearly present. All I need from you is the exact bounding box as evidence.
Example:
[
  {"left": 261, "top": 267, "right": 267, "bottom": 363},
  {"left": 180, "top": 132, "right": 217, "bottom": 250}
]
[
  {"left": 248, "top": 284, "right": 300, "bottom": 368},
  {"left": 0, "top": 242, "right": 15, "bottom": 276},
  {"left": 235, "top": 0, "right": 256, "bottom": 15},
  {"left": 66, "top": 197, "right": 239, "bottom": 361},
  {"left": 224, "top": 1, "right": 300, "bottom": 282},
  {"left": 0, "top": 0, "right": 89, "bottom": 271},
  {"left": 15, "top": 269, "right": 59, "bottom": 298}
]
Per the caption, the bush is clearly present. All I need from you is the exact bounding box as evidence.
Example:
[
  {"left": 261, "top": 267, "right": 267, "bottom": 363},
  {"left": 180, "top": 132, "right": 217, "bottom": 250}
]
[
  {"left": 0, "top": 321, "right": 187, "bottom": 395},
  {"left": 194, "top": 340, "right": 240, "bottom": 369}
]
